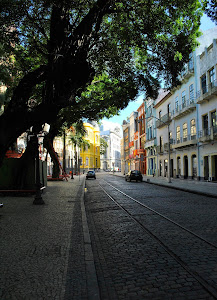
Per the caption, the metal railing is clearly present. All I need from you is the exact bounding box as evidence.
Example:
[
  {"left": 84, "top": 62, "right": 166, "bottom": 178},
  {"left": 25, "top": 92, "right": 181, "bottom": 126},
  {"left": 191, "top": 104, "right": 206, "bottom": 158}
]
[
  {"left": 156, "top": 113, "right": 171, "bottom": 128},
  {"left": 196, "top": 79, "right": 217, "bottom": 99},
  {"left": 198, "top": 126, "right": 217, "bottom": 138},
  {"left": 171, "top": 97, "right": 196, "bottom": 117},
  {"left": 173, "top": 134, "right": 196, "bottom": 145}
]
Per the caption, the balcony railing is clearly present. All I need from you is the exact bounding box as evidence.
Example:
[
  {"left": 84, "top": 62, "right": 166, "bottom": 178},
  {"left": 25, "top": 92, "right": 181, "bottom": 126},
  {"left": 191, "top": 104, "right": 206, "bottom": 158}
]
[
  {"left": 156, "top": 113, "right": 171, "bottom": 128},
  {"left": 172, "top": 134, "right": 197, "bottom": 149},
  {"left": 199, "top": 126, "right": 217, "bottom": 142},
  {"left": 180, "top": 64, "right": 194, "bottom": 82},
  {"left": 171, "top": 98, "right": 196, "bottom": 120},
  {"left": 137, "top": 149, "right": 145, "bottom": 154},
  {"left": 196, "top": 80, "right": 217, "bottom": 103}
]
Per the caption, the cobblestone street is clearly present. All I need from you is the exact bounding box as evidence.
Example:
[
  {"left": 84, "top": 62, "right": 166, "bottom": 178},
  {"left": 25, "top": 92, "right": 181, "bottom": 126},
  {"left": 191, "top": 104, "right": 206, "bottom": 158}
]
[{"left": 1, "top": 173, "right": 217, "bottom": 299}]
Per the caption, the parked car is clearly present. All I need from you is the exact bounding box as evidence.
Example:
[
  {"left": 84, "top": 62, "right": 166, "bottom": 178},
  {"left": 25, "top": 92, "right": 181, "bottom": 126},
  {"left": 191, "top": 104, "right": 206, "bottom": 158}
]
[
  {"left": 86, "top": 170, "right": 96, "bottom": 179},
  {"left": 125, "top": 170, "right": 143, "bottom": 182}
]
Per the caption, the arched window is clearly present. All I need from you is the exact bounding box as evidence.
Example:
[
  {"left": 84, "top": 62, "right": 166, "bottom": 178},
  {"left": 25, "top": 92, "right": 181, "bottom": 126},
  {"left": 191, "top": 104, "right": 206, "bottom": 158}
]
[
  {"left": 176, "top": 126, "right": 180, "bottom": 143},
  {"left": 190, "top": 119, "right": 196, "bottom": 139},
  {"left": 183, "top": 123, "right": 187, "bottom": 142}
]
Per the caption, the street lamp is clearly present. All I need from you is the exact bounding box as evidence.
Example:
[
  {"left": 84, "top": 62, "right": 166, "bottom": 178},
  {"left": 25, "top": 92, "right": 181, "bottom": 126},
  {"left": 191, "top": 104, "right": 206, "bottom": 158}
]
[{"left": 28, "top": 124, "right": 50, "bottom": 205}]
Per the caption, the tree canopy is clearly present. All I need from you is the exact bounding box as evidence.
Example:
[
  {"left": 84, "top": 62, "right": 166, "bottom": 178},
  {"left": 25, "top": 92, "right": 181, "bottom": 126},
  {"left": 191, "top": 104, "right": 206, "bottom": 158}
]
[{"left": 0, "top": 0, "right": 204, "bottom": 165}]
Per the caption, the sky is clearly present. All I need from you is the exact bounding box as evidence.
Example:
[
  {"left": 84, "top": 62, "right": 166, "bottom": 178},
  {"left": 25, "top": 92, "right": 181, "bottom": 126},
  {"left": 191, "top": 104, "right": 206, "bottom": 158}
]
[{"left": 101, "top": 14, "right": 216, "bottom": 131}]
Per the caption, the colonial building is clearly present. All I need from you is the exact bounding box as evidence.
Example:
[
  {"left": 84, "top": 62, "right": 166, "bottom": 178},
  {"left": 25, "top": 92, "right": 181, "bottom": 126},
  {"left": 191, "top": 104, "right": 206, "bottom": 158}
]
[
  {"left": 122, "top": 27, "right": 217, "bottom": 182},
  {"left": 122, "top": 119, "right": 130, "bottom": 174},
  {"left": 196, "top": 34, "right": 217, "bottom": 181},
  {"left": 100, "top": 126, "right": 122, "bottom": 171},
  {"left": 144, "top": 97, "right": 157, "bottom": 176},
  {"left": 80, "top": 121, "right": 100, "bottom": 171}
]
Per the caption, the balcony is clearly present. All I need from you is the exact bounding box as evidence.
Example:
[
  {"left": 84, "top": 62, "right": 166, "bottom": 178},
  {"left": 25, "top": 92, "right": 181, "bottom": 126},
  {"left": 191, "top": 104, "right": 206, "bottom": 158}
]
[
  {"left": 156, "top": 113, "right": 171, "bottom": 128},
  {"left": 196, "top": 80, "right": 217, "bottom": 104},
  {"left": 145, "top": 137, "right": 156, "bottom": 148},
  {"left": 156, "top": 146, "right": 163, "bottom": 154},
  {"left": 199, "top": 126, "right": 217, "bottom": 142},
  {"left": 172, "top": 98, "right": 196, "bottom": 120},
  {"left": 163, "top": 142, "right": 173, "bottom": 152},
  {"left": 179, "top": 64, "right": 194, "bottom": 83},
  {"left": 137, "top": 149, "right": 145, "bottom": 154},
  {"left": 172, "top": 134, "right": 197, "bottom": 149}
]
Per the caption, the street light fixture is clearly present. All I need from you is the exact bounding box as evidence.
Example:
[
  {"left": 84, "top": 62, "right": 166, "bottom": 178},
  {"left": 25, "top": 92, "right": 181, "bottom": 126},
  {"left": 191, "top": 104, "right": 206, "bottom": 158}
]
[{"left": 28, "top": 124, "right": 50, "bottom": 205}]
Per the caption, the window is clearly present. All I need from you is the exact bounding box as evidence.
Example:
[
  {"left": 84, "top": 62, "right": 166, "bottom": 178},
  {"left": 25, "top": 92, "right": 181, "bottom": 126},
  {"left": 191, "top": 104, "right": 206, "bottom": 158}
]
[
  {"left": 160, "top": 136, "right": 163, "bottom": 152},
  {"left": 175, "top": 97, "right": 179, "bottom": 112},
  {"left": 150, "top": 127, "right": 153, "bottom": 139},
  {"left": 189, "top": 84, "right": 194, "bottom": 102},
  {"left": 86, "top": 157, "right": 89, "bottom": 166},
  {"left": 188, "top": 53, "right": 194, "bottom": 70},
  {"left": 202, "top": 114, "right": 208, "bottom": 130},
  {"left": 159, "top": 111, "right": 162, "bottom": 119},
  {"left": 190, "top": 119, "right": 196, "bottom": 139},
  {"left": 176, "top": 126, "right": 180, "bottom": 143},
  {"left": 95, "top": 135, "right": 98, "bottom": 142},
  {"left": 167, "top": 103, "right": 171, "bottom": 116},
  {"left": 209, "top": 68, "right": 215, "bottom": 87},
  {"left": 182, "top": 91, "right": 186, "bottom": 108},
  {"left": 201, "top": 74, "right": 207, "bottom": 94},
  {"left": 211, "top": 111, "right": 217, "bottom": 128},
  {"left": 183, "top": 123, "right": 188, "bottom": 142}
]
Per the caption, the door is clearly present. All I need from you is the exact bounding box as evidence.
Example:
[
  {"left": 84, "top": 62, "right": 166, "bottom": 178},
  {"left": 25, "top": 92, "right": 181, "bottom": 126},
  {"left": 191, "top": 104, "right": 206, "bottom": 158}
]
[
  {"left": 177, "top": 157, "right": 181, "bottom": 178},
  {"left": 204, "top": 156, "right": 209, "bottom": 180},
  {"left": 170, "top": 159, "right": 173, "bottom": 178},
  {"left": 184, "top": 156, "right": 188, "bottom": 179},
  {"left": 192, "top": 155, "right": 197, "bottom": 179}
]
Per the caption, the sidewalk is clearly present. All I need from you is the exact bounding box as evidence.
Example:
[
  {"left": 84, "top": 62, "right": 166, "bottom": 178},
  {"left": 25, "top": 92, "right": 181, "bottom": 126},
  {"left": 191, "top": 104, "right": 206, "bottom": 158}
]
[
  {"left": 0, "top": 175, "right": 99, "bottom": 300},
  {"left": 111, "top": 172, "right": 217, "bottom": 198}
]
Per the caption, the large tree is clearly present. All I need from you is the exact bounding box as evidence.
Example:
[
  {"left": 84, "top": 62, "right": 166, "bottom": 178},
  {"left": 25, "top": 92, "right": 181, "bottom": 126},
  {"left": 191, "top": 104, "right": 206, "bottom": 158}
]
[{"left": 0, "top": 0, "right": 203, "bottom": 166}]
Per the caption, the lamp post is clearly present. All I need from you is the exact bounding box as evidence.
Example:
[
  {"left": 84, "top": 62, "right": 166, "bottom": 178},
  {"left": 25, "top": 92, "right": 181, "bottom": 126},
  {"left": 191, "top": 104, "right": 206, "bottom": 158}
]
[
  {"left": 33, "top": 132, "right": 45, "bottom": 205},
  {"left": 31, "top": 124, "right": 50, "bottom": 205}
]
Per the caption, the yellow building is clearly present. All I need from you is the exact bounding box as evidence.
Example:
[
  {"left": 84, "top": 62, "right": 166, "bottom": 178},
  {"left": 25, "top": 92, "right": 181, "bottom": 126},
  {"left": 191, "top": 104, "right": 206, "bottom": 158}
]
[{"left": 80, "top": 122, "right": 100, "bottom": 170}]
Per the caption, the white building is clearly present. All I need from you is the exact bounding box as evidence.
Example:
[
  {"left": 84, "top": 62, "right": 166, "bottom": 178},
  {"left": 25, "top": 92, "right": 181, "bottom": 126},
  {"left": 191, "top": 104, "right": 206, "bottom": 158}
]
[
  {"left": 196, "top": 35, "right": 217, "bottom": 181},
  {"left": 100, "top": 126, "right": 122, "bottom": 171},
  {"left": 155, "top": 28, "right": 217, "bottom": 181}
]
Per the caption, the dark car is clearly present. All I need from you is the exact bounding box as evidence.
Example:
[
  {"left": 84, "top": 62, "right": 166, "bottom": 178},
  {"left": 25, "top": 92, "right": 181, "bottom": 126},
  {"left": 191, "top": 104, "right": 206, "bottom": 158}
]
[
  {"left": 125, "top": 170, "right": 143, "bottom": 182},
  {"left": 86, "top": 170, "right": 96, "bottom": 179}
]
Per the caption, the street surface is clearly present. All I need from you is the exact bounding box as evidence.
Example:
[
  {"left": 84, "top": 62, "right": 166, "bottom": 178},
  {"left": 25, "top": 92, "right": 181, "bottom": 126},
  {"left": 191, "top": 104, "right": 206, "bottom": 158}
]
[
  {"left": 1, "top": 173, "right": 217, "bottom": 299},
  {"left": 85, "top": 173, "right": 217, "bottom": 299}
]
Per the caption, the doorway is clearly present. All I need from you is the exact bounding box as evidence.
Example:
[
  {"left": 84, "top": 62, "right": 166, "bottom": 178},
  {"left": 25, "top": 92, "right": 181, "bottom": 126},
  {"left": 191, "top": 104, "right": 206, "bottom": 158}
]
[
  {"left": 177, "top": 157, "right": 181, "bottom": 178},
  {"left": 170, "top": 159, "right": 174, "bottom": 178},
  {"left": 211, "top": 155, "right": 217, "bottom": 181},
  {"left": 204, "top": 156, "right": 209, "bottom": 180},
  {"left": 184, "top": 156, "right": 188, "bottom": 179},
  {"left": 192, "top": 155, "right": 197, "bottom": 179}
]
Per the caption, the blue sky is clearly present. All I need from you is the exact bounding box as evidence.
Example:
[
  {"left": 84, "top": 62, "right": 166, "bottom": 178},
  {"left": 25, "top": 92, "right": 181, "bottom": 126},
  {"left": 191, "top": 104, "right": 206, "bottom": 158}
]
[{"left": 102, "top": 14, "right": 216, "bottom": 129}]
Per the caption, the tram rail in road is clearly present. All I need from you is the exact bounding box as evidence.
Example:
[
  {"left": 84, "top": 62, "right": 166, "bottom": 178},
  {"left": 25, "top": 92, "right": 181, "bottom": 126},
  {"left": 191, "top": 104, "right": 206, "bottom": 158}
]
[{"left": 96, "top": 178, "right": 217, "bottom": 299}]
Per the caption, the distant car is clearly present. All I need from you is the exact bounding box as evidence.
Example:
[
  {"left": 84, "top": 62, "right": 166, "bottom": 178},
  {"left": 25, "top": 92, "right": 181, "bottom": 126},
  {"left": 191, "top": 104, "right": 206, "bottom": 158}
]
[
  {"left": 125, "top": 170, "right": 143, "bottom": 182},
  {"left": 86, "top": 170, "right": 96, "bottom": 179}
]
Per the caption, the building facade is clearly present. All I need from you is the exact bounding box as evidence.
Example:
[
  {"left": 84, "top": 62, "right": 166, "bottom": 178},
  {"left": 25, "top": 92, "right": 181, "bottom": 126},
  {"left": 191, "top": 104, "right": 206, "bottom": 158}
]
[
  {"left": 100, "top": 126, "right": 122, "bottom": 171},
  {"left": 121, "top": 27, "right": 217, "bottom": 181},
  {"left": 80, "top": 122, "right": 100, "bottom": 171}
]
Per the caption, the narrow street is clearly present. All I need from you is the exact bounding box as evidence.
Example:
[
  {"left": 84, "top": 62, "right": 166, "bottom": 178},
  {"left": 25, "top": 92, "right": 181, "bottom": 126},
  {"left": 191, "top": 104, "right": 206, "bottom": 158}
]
[{"left": 85, "top": 173, "right": 217, "bottom": 299}]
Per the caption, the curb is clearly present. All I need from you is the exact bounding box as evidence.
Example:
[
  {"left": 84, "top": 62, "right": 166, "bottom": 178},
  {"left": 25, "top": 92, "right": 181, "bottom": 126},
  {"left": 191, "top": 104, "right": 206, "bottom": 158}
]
[
  {"left": 111, "top": 173, "right": 217, "bottom": 199},
  {"left": 143, "top": 180, "right": 217, "bottom": 199},
  {"left": 80, "top": 177, "right": 100, "bottom": 300}
]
